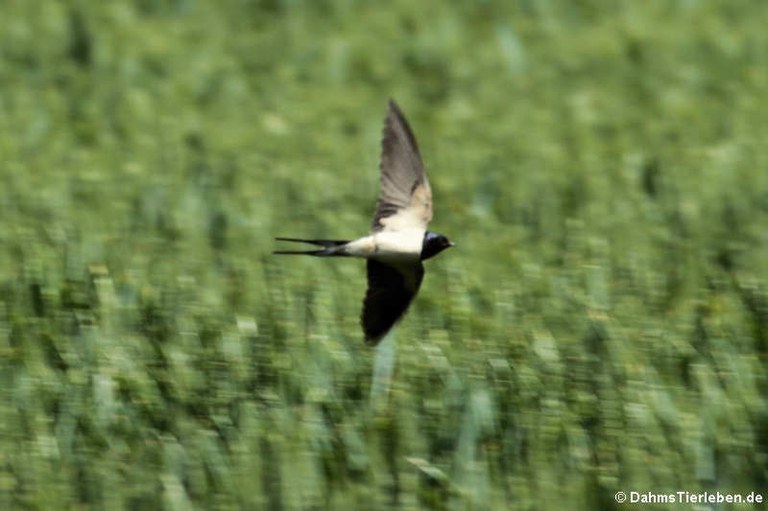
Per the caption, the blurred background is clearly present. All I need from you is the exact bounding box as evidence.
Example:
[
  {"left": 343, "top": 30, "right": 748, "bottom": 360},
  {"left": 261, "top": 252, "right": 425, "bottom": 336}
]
[{"left": 2, "top": 1, "right": 768, "bottom": 509}]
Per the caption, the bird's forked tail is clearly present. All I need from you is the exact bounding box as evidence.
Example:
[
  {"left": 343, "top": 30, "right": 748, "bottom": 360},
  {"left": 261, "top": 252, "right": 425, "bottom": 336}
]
[{"left": 273, "top": 237, "right": 350, "bottom": 256}]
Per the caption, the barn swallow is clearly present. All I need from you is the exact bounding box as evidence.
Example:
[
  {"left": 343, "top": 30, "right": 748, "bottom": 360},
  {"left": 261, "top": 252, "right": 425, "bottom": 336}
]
[{"left": 274, "top": 100, "right": 453, "bottom": 346}]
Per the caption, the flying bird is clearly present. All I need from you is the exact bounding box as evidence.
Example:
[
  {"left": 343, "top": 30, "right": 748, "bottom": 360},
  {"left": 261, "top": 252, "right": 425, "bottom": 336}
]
[{"left": 274, "top": 100, "right": 453, "bottom": 345}]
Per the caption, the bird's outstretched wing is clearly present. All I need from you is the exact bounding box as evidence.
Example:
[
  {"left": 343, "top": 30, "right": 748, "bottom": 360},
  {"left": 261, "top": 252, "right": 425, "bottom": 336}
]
[
  {"left": 371, "top": 100, "right": 432, "bottom": 233},
  {"left": 361, "top": 260, "right": 424, "bottom": 345}
]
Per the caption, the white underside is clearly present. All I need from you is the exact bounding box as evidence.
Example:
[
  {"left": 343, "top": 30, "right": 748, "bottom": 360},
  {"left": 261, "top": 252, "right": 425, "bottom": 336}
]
[{"left": 343, "top": 228, "right": 424, "bottom": 262}]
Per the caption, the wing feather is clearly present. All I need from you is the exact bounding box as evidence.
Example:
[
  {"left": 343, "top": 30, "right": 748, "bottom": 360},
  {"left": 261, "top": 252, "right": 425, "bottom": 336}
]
[
  {"left": 371, "top": 100, "right": 433, "bottom": 233},
  {"left": 361, "top": 260, "right": 424, "bottom": 345}
]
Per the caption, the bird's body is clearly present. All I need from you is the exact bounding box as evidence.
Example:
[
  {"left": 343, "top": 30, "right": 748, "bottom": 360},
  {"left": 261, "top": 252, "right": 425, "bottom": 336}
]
[
  {"left": 349, "top": 229, "right": 425, "bottom": 262},
  {"left": 274, "top": 100, "right": 453, "bottom": 345},
  {"left": 274, "top": 229, "right": 425, "bottom": 262}
]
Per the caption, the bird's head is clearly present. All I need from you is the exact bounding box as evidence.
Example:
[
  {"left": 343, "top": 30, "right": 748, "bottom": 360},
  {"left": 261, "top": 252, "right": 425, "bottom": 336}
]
[{"left": 421, "top": 231, "right": 454, "bottom": 260}]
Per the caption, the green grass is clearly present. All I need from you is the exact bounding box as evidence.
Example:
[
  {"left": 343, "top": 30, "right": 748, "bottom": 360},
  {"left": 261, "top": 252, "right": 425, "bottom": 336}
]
[{"left": 2, "top": 1, "right": 768, "bottom": 509}]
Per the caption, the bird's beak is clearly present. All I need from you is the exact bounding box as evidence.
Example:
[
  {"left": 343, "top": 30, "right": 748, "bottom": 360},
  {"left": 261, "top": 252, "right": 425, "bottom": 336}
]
[{"left": 448, "top": 241, "right": 455, "bottom": 247}]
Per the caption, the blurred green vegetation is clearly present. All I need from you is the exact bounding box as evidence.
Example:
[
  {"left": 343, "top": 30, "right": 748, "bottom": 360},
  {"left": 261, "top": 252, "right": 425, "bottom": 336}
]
[{"left": 2, "top": 1, "right": 768, "bottom": 509}]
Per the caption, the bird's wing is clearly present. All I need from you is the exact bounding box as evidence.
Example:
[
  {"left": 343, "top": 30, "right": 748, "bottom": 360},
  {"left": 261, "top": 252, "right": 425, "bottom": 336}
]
[
  {"left": 371, "top": 100, "right": 433, "bottom": 233},
  {"left": 361, "top": 259, "right": 424, "bottom": 345}
]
